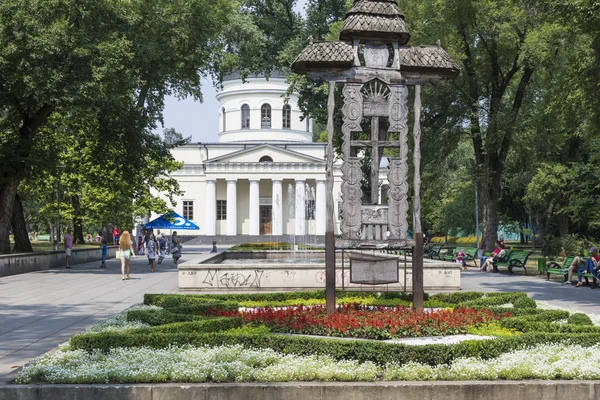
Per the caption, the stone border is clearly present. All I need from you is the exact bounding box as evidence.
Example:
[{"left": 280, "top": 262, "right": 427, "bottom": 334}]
[
  {"left": 1, "top": 381, "right": 599, "bottom": 400},
  {"left": 0, "top": 246, "right": 118, "bottom": 277}
]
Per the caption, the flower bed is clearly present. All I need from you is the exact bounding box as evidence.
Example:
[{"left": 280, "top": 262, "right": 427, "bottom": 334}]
[
  {"left": 239, "top": 304, "right": 499, "bottom": 339},
  {"left": 15, "top": 291, "right": 600, "bottom": 383}
]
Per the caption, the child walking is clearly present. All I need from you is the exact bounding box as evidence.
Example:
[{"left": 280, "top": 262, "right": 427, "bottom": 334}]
[{"left": 100, "top": 240, "right": 108, "bottom": 268}]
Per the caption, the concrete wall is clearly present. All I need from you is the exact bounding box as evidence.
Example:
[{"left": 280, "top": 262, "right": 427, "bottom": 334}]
[
  {"left": 0, "top": 247, "right": 117, "bottom": 278},
  {"left": 1, "top": 381, "right": 599, "bottom": 400},
  {"left": 178, "top": 254, "right": 460, "bottom": 292}
]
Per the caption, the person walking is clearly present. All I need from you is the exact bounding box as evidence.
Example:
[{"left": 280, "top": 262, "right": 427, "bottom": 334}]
[
  {"left": 119, "top": 230, "right": 136, "bottom": 280},
  {"left": 112, "top": 226, "right": 119, "bottom": 245},
  {"left": 171, "top": 231, "right": 182, "bottom": 265},
  {"left": 65, "top": 229, "right": 73, "bottom": 269},
  {"left": 158, "top": 233, "right": 167, "bottom": 264},
  {"left": 100, "top": 240, "right": 108, "bottom": 268},
  {"left": 147, "top": 232, "right": 158, "bottom": 272}
]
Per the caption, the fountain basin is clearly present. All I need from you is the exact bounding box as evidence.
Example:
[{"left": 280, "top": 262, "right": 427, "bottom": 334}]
[{"left": 178, "top": 251, "right": 460, "bottom": 292}]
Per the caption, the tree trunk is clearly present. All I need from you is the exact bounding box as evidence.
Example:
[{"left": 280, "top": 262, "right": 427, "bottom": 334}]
[
  {"left": 534, "top": 213, "right": 544, "bottom": 251},
  {"left": 49, "top": 223, "right": 55, "bottom": 247},
  {"left": 11, "top": 193, "right": 33, "bottom": 252},
  {"left": 102, "top": 225, "right": 113, "bottom": 244},
  {"left": 0, "top": 104, "right": 55, "bottom": 254},
  {"left": 72, "top": 195, "right": 85, "bottom": 244},
  {"left": 481, "top": 178, "right": 500, "bottom": 252},
  {"left": 558, "top": 214, "right": 569, "bottom": 237},
  {"left": 0, "top": 179, "right": 19, "bottom": 254}
]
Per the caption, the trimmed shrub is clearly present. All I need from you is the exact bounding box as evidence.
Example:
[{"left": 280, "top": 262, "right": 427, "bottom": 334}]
[
  {"left": 126, "top": 309, "right": 197, "bottom": 326},
  {"left": 69, "top": 330, "right": 600, "bottom": 366},
  {"left": 567, "top": 313, "right": 594, "bottom": 326},
  {"left": 430, "top": 292, "right": 484, "bottom": 304},
  {"left": 499, "top": 318, "right": 600, "bottom": 334},
  {"left": 512, "top": 296, "right": 537, "bottom": 309},
  {"left": 134, "top": 317, "right": 243, "bottom": 334},
  {"left": 462, "top": 292, "right": 536, "bottom": 309}
]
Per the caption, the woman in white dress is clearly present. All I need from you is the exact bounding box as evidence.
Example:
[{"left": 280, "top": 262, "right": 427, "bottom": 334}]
[{"left": 119, "top": 231, "right": 137, "bottom": 280}]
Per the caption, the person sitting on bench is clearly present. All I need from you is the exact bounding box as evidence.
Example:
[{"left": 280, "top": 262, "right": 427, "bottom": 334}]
[
  {"left": 565, "top": 247, "right": 600, "bottom": 287},
  {"left": 479, "top": 241, "right": 505, "bottom": 272}
]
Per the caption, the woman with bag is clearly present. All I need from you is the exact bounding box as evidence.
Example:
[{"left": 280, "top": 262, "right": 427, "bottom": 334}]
[
  {"left": 171, "top": 231, "right": 182, "bottom": 265},
  {"left": 119, "top": 230, "right": 136, "bottom": 280}
]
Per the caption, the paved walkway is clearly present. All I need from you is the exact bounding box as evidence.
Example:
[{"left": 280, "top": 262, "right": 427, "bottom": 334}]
[
  {"left": 2, "top": 250, "right": 600, "bottom": 384},
  {"left": 0, "top": 245, "right": 221, "bottom": 384},
  {"left": 460, "top": 268, "right": 600, "bottom": 314}
]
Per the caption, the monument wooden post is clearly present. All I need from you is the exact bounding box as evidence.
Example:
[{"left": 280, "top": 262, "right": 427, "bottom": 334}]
[
  {"left": 325, "top": 81, "right": 336, "bottom": 314},
  {"left": 412, "top": 85, "right": 423, "bottom": 310}
]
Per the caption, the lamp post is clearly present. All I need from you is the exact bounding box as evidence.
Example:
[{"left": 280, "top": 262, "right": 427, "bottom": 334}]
[{"left": 54, "top": 165, "right": 65, "bottom": 251}]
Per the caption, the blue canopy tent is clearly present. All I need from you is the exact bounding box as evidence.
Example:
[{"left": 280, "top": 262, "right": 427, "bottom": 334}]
[
  {"left": 144, "top": 211, "right": 199, "bottom": 231},
  {"left": 144, "top": 211, "right": 199, "bottom": 254}
]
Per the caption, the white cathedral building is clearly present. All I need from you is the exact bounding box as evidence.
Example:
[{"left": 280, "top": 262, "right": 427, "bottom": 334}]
[{"left": 161, "top": 72, "right": 389, "bottom": 237}]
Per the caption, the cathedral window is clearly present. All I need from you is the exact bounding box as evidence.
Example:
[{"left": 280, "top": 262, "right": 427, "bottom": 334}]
[
  {"left": 305, "top": 199, "right": 315, "bottom": 220},
  {"left": 282, "top": 104, "right": 291, "bottom": 129},
  {"left": 221, "top": 107, "right": 226, "bottom": 131},
  {"left": 241, "top": 104, "right": 250, "bottom": 129},
  {"left": 183, "top": 201, "right": 194, "bottom": 220},
  {"left": 261, "top": 104, "right": 271, "bottom": 129},
  {"left": 259, "top": 155, "right": 273, "bottom": 163},
  {"left": 217, "top": 200, "right": 227, "bottom": 220}
]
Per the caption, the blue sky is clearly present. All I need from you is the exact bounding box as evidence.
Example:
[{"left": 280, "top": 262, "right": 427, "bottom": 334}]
[{"left": 157, "top": 77, "right": 221, "bottom": 143}]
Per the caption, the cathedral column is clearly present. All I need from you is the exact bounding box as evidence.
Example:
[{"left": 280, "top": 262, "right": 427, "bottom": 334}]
[
  {"left": 272, "top": 179, "right": 283, "bottom": 236},
  {"left": 205, "top": 179, "right": 216, "bottom": 236},
  {"left": 295, "top": 179, "right": 306, "bottom": 235},
  {"left": 249, "top": 179, "right": 260, "bottom": 236},
  {"left": 316, "top": 180, "right": 326, "bottom": 236},
  {"left": 226, "top": 179, "right": 237, "bottom": 236}
]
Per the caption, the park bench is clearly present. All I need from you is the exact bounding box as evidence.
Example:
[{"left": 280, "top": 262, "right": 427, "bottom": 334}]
[
  {"left": 546, "top": 255, "right": 599, "bottom": 286},
  {"left": 478, "top": 248, "right": 513, "bottom": 270},
  {"left": 426, "top": 244, "right": 443, "bottom": 259},
  {"left": 545, "top": 256, "right": 574, "bottom": 282},
  {"left": 441, "top": 246, "right": 478, "bottom": 267},
  {"left": 492, "top": 251, "right": 532, "bottom": 274}
]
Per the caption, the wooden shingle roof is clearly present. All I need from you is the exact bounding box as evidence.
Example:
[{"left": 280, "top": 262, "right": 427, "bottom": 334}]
[
  {"left": 398, "top": 46, "right": 460, "bottom": 77},
  {"left": 292, "top": 41, "right": 354, "bottom": 74},
  {"left": 340, "top": 0, "right": 410, "bottom": 44}
]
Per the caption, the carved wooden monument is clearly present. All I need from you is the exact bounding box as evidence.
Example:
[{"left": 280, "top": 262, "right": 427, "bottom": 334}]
[{"left": 292, "top": 0, "right": 459, "bottom": 311}]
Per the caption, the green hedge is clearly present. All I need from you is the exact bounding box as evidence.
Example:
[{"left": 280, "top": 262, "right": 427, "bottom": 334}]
[
  {"left": 430, "top": 292, "right": 484, "bottom": 304},
  {"left": 500, "top": 318, "right": 600, "bottom": 334},
  {"left": 69, "top": 330, "right": 600, "bottom": 366},
  {"left": 127, "top": 309, "right": 199, "bottom": 326},
  {"left": 134, "top": 317, "right": 243, "bottom": 334},
  {"left": 462, "top": 292, "right": 537, "bottom": 309},
  {"left": 143, "top": 290, "right": 433, "bottom": 306}
]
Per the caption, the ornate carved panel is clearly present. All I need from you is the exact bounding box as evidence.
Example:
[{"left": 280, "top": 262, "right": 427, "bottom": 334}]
[
  {"left": 340, "top": 157, "right": 363, "bottom": 240},
  {"left": 387, "top": 158, "right": 408, "bottom": 239},
  {"left": 386, "top": 84, "right": 409, "bottom": 241},
  {"left": 388, "top": 85, "right": 408, "bottom": 134},
  {"left": 361, "top": 205, "right": 388, "bottom": 224},
  {"left": 341, "top": 83, "right": 363, "bottom": 158}
]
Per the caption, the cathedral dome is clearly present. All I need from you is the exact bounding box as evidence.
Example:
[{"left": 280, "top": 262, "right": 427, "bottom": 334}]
[{"left": 216, "top": 72, "right": 313, "bottom": 143}]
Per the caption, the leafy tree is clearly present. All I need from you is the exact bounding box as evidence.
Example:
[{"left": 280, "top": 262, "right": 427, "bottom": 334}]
[
  {"left": 0, "top": 0, "right": 236, "bottom": 253},
  {"left": 398, "top": 0, "right": 567, "bottom": 250},
  {"left": 163, "top": 128, "right": 191, "bottom": 146}
]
